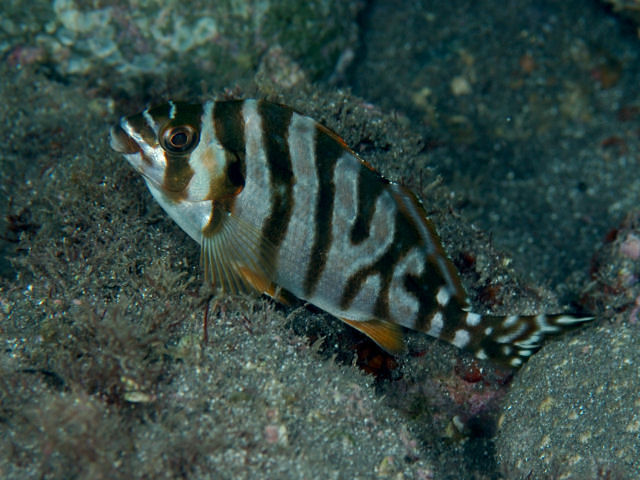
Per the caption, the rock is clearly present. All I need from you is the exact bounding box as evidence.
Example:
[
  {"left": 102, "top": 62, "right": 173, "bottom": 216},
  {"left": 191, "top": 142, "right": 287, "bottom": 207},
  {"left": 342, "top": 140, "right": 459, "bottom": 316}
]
[{"left": 496, "top": 325, "right": 640, "bottom": 479}]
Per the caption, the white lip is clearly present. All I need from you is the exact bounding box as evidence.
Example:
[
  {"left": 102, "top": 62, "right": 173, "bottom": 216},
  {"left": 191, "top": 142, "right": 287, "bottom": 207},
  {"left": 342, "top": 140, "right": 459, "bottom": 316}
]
[
  {"left": 109, "top": 126, "right": 127, "bottom": 152},
  {"left": 110, "top": 122, "right": 144, "bottom": 155},
  {"left": 111, "top": 119, "right": 169, "bottom": 189}
]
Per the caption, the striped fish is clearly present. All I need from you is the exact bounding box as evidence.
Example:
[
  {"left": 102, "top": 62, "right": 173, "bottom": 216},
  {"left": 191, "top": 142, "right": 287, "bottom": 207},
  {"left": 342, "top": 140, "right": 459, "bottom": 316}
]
[{"left": 110, "top": 99, "right": 592, "bottom": 367}]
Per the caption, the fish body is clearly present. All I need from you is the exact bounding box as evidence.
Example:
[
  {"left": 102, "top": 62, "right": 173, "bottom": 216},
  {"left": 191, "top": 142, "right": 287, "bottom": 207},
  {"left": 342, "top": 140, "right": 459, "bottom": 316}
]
[{"left": 111, "top": 99, "right": 591, "bottom": 367}]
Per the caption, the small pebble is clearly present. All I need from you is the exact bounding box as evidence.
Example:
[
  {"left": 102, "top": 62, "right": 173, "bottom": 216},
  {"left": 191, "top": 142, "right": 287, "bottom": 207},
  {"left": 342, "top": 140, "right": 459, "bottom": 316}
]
[{"left": 620, "top": 233, "right": 640, "bottom": 260}]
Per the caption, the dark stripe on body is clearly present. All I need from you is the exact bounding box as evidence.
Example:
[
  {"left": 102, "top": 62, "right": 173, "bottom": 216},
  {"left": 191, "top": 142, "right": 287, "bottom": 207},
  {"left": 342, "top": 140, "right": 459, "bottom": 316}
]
[
  {"left": 213, "top": 101, "right": 246, "bottom": 154},
  {"left": 304, "top": 126, "right": 344, "bottom": 296},
  {"left": 350, "top": 166, "right": 388, "bottom": 244},
  {"left": 163, "top": 155, "right": 194, "bottom": 199},
  {"left": 340, "top": 192, "right": 458, "bottom": 327},
  {"left": 340, "top": 211, "right": 415, "bottom": 318},
  {"left": 212, "top": 100, "right": 247, "bottom": 196},
  {"left": 257, "top": 101, "right": 294, "bottom": 256},
  {"left": 158, "top": 103, "right": 203, "bottom": 200}
]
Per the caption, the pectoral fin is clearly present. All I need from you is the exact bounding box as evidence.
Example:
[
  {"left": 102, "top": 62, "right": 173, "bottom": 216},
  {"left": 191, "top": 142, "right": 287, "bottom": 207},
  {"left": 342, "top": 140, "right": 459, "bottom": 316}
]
[
  {"left": 201, "top": 210, "right": 277, "bottom": 296},
  {"left": 340, "top": 318, "right": 405, "bottom": 354}
]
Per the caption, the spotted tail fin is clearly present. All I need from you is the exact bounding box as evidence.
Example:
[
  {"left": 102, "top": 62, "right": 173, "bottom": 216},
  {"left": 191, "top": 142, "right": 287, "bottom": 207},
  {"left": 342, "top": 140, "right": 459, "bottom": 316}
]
[{"left": 451, "top": 311, "right": 594, "bottom": 367}]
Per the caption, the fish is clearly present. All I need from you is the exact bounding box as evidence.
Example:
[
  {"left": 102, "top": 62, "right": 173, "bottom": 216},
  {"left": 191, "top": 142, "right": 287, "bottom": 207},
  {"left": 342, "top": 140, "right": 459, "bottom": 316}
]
[{"left": 110, "top": 98, "right": 592, "bottom": 367}]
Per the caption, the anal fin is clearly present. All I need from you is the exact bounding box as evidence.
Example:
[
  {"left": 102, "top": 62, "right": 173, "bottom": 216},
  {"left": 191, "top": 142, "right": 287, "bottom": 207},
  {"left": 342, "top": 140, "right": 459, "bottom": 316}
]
[{"left": 340, "top": 318, "right": 405, "bottom": 354}]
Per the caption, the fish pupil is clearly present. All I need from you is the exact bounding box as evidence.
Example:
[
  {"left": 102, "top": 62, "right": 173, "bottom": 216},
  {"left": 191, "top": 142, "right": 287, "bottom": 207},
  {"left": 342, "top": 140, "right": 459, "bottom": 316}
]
[
  {"left": 161, "top": 125, "right": 198, "bottom": 153},
  {"left": 171, "top": 131, "right": 187, "bottom": 146}
]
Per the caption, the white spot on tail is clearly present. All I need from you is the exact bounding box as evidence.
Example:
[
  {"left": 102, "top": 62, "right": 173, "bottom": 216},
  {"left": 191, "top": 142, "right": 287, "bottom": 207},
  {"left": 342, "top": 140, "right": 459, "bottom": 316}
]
[
  {"left": 452, "top": 329, "right": 470, "bottom": 348},
  {"left": 534, "top": 314, "right": 560, "bottom": 333},
  {"left": 427, "top": 311, "right": 444, "bottom": 338},
  {"left": 436, "top": 286, "right": 451, "bottom": 307},
  {"left": 496, "top": 322, "right": 527, "bottom": 343},
  {"left": 504, "top": 315, "right": 520, "bottom": 327},
  {"left": 466, "top": 312, "right": 482, "bottom": 327},
  {"left": 555, "top": 314, "right": 592, "bottom": 325}
]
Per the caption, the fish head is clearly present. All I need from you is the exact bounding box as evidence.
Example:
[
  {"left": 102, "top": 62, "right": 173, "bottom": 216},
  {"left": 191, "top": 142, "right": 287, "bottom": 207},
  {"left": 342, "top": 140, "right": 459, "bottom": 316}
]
[{"left": 110, "top": 101, "right": 236, "bottom": 203}]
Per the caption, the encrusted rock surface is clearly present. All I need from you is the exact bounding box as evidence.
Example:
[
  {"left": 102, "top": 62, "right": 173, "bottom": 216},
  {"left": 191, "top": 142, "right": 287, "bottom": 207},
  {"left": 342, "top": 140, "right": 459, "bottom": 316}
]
[{"left": 496, "top": 325, "right": 640, "bottom": 479}]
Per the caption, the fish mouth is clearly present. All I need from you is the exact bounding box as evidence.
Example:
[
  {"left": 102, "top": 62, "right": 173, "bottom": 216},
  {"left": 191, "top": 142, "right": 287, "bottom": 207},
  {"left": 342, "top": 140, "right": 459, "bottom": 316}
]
[
  {"left": 111, "top": 124, "right": 165, "bottom": 190},
  {"left": 110, "top": 124, "right": 142, "bottom": 154}
]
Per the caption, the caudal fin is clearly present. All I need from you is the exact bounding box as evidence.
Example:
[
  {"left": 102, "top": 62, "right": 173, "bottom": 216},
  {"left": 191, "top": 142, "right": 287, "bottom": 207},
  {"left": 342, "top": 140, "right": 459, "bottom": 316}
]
[{"left": 458, "top": 312, "right": 594, "bottom": 367}]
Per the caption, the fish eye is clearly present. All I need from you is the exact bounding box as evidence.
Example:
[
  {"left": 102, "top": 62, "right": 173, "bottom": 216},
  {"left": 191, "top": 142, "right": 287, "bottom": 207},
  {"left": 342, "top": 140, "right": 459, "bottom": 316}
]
[{"left": 160, "top": 125, "right": 199, "bottom": 153}]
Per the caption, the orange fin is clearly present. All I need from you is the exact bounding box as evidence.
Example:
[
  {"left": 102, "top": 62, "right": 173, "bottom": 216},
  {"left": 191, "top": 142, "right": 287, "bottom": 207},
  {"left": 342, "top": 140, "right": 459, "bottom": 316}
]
[
  {"left": 340, "top": 318, "right": 405, "bottom": 354},
  {"left": 236, "top": 266, "right": 290, "bottom": 305}
]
